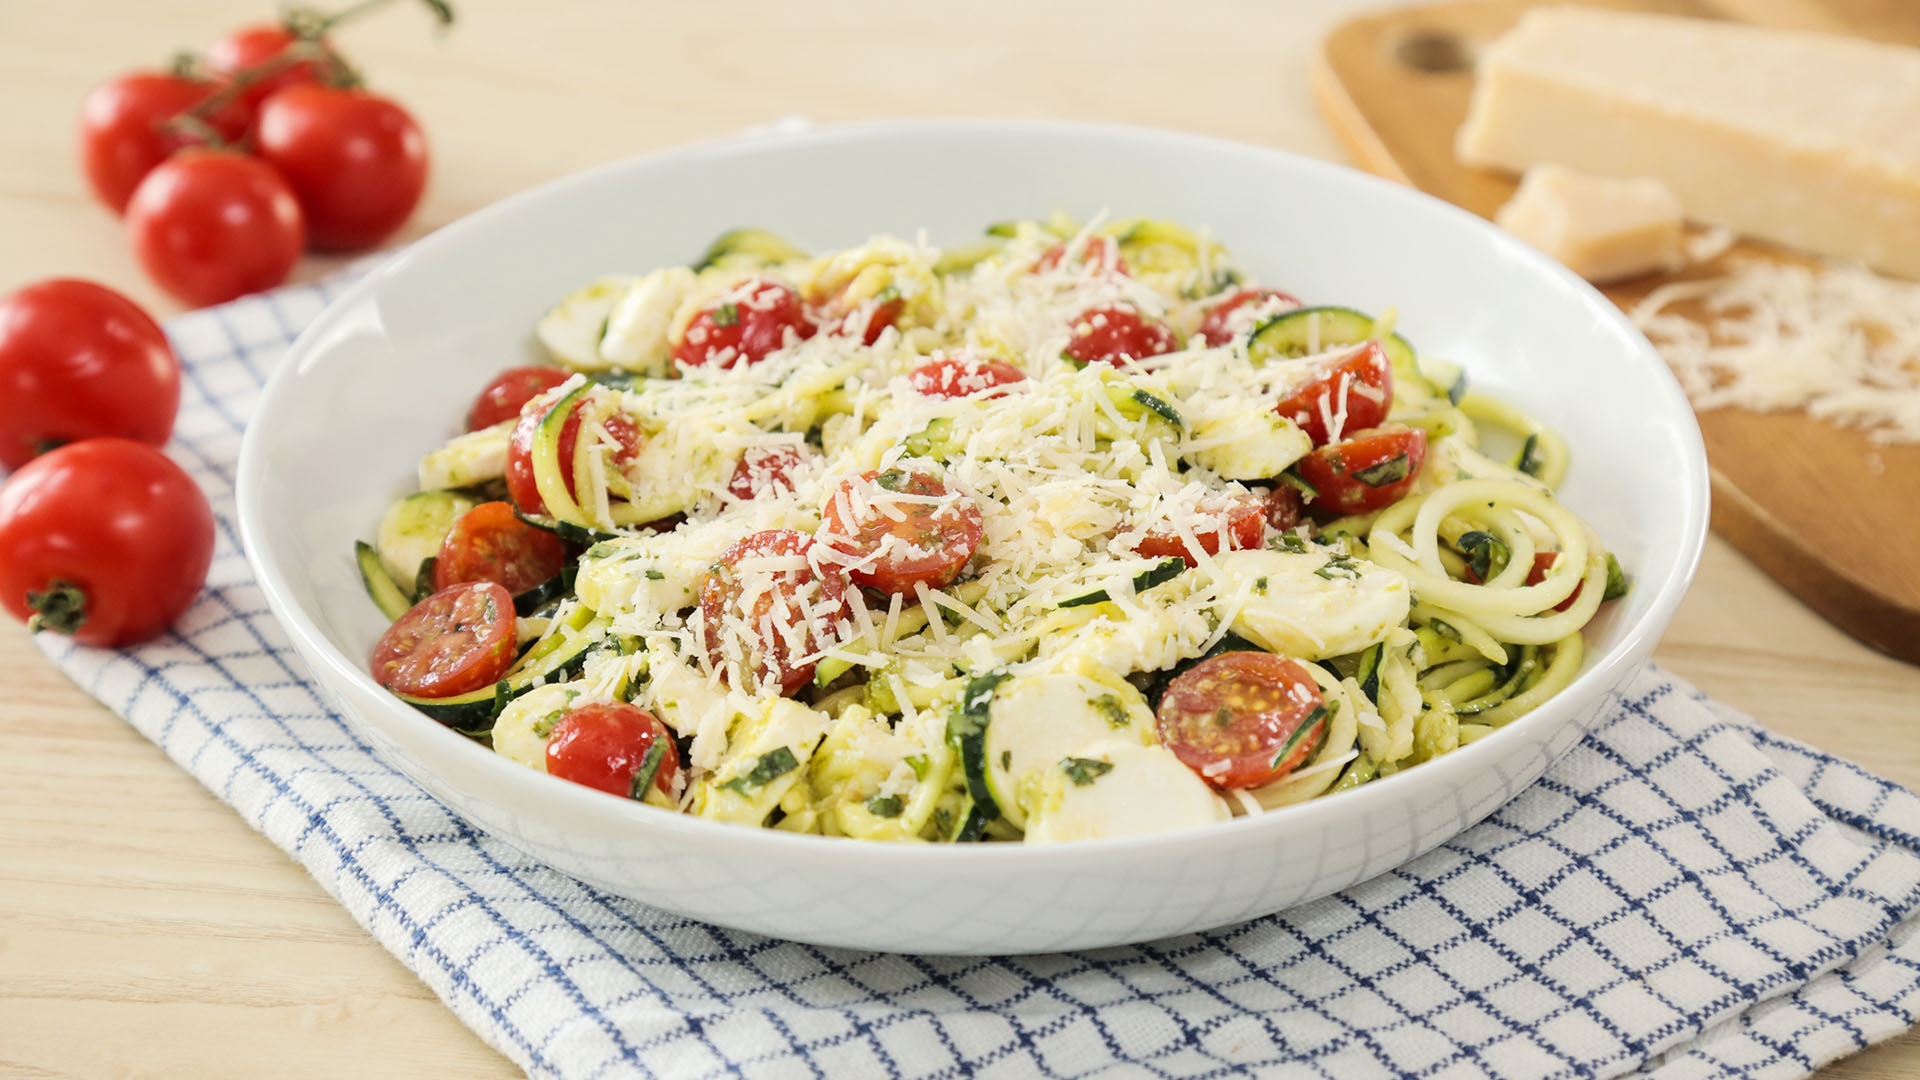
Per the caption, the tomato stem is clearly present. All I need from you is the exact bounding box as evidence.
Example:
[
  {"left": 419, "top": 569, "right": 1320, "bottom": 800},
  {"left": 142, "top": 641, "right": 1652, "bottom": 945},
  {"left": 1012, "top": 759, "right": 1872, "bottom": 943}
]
[
  {"left": 283, "top": 0, "right": 455, "bottom": 38},
  {"left": 25, "top": 580, "right": 88, "bottom": 637}
]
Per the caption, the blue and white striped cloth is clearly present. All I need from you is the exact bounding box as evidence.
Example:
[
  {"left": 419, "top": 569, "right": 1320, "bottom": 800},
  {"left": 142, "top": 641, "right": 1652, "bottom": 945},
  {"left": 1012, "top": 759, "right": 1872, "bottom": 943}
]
[{"left": 33, "top": 279, "right": 1920, "bottom": 1079}]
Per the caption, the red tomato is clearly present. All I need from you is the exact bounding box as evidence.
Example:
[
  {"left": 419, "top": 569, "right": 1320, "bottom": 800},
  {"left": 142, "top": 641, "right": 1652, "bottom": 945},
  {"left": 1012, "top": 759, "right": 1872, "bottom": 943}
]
[
  {"left": 1062, "top": 304, "right": 1176, "bottom": 367},
  {"left": 1034, "top": 235, "right": 1127, "bottom": 276},
  {"left": 466, "top": 366, "right": 570, "bottom": 432},
  {"left": 505, "top": 392, "right": 641, "bottom": 515},
  {"left": 433, "top": 502, "right": 567, "bottom": 595},
  {"left": 125, "top": 149, "right": 305, "bottom": 307},
  {"left": 672, "top": 279, "right": 815, "bottom": 369},
  {"left": 1294, "top": 426, "right": 1429, "bottom": 516},
  {"left": 206, "top": 24, "right": 333, "bottom": 110},
  {"left": 77, "top": 72, "right": 253, "bottom": 214},
  {"left": 700, "top": 529, "right": 852, "bottom": 694},
  {"left": 1262, "top": 484, "right": 1303, "bottom": 534},
  {"left": 819, "top": 469, "right": 984, "bottom": 595},
  {"left": 370, "top": 581, "right": 517, "bottom": 698},
  {"left": 255, "top": 85, "right": 429, "bottom": 252},
  {"left": 0, "top": 440, "right": 213, "bottom": 647},
  {"left": 0, "top": 280, "right": 180, "bottom": 470},
  {"left": 817, "top": 290, "right": 904, "bottom": 345},
  {"left": 545, "top": 702, "right": 681, "bottom": 800},
  {"left": 1156, "top": 651, "right": 1327, "bottom": 790},
  {"left": 908, "top": 354, "right": 1027, "bottom": 399},
  {"left": 1132, "top": 492, "right": 1267, "bottom": 568},
  {"left": 1273, "top": 341, "right": 1394, "bottom": 446},
  {"left": 727, "top": 444, "right": 813, "bottom": 502},
  {"left": 1197, "top": 287, "right": 1301, "bottom": 346}
]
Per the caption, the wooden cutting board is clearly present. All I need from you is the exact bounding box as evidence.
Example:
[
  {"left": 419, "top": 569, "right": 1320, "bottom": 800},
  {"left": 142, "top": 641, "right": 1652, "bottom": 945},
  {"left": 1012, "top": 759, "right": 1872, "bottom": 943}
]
[{"left": 1314, "top": 0, "right": 1920, "bottom": 664}]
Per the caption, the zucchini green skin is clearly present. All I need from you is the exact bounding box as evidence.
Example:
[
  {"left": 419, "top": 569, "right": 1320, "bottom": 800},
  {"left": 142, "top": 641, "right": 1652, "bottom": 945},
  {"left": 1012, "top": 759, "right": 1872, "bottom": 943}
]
[
  {"left": 513, "top": 509, "right": 619, "bottom": 546},
  {"left": 397, "top": 617, "right": 603, "bottom": 735},
  {"left": 1059, "top": 558, "right": 1187, "bottom": 608},
  {"left": 512, "top": 566, "right": 579, "bottom": 617},
  {"left": 1246, "top": 306, "right": 1448, "bottom": 399},
  {"left": 355, "top": 541, "right": 414, "bottom": 622},
  {"left": 947, "top": 671, "right": 1011, "bottom": 823},
  {"left": 691, "top": 228, "right": 806, "bottom": 273}
]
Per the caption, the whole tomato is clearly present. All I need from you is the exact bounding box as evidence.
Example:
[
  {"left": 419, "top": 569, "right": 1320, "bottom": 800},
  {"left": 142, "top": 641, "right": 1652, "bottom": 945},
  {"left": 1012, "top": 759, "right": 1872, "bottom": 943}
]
[
  {"left": 125, "top": 149, "right": 306, "bottom": 307},
  {"left": 77, "top": 72, "right": 253, "bottom": 214},
  {"left": 256, "top": 85, "right": 428, "bottom": 251},
  {"left": 0, "top": 280, "right": 181, "bottom": 470},
  {"left": 0, "top": 440, "right": 215, "bottom": 647},
  {"left": 206, "top": 24, "right": 334, "bottom": 111}
]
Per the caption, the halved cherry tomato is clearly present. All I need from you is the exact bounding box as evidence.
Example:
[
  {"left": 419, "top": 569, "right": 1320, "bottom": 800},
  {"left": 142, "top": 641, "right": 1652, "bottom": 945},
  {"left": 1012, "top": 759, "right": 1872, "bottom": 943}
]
[
  {"left": 1132, "top": 492, "right": 1266, "bottom": 568},
  {"left": 1034, "top": 235, "right": 1127, "bottom": 276},
  {"left": 433, "top": 502, "right": 566, "bottom": 595},
  {"left": 819, "top": 469, "right": 983, "bottom": 594},
  {"left": 1197, "top": 287, "right": 1302, "bottom": 347},
  {"left": 0, "top": 280, "right": 180, "bottom": 470},
  {"left": 505, "top": 391, "right": 641, "bottom": 515},
  {"left": 727, "top": 444, "right": 813, "bottom": 502},
  {"left": 125, "top": 149, "right": 305, "bottom": 307},
  {"left": 545, "top": 702, "right": 681, "bottom": 800},
  {"left": 206, "top": 24, "right": 334, "bottom": 111},
  {"left": 467, "top": 366, "right": 570, "bottom": 432},
  {"left": 1273, "top": 341, "right": 1394, "bottom": 446},
  {"left": 1294, "top": 426, "right": 1428, "bottom": 516},
  {"left": 1464, "top": 551, "right": 1585, "bottom": 613},
  {"left": 1262, "top": 484, "right": 1304, "bottom": 534},
  {"left": 370, "top": 581, "right": 516, "bottom": 698},
  {"left": 78, "top": 72, "right": 253, "bottom": 214},
  {"left": 1156, "top": 651, "right": 1326, "bottom": 790},
  {"left": 909, "top": 354, "right": 1026, "bottom": 399},
  {"left": 700, "top": 529, "right": 852, "bottom": 694},
  {"left": 672, "top": 279, "right": 815, "bottom": 369},
  {"left": 816, "top": 289, "right": 903, "bottom": 345},
  {"left": 255, "top": 84, "right": 429, "bottom": 252},
  {"left": 1062, "top": 304, "right": 1176, "bottom": 367}
]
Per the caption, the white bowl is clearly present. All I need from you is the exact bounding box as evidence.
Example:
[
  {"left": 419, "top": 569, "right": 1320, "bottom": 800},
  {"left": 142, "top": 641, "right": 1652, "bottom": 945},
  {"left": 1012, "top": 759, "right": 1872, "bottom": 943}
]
[{"left": 236, "top": 120, "right": 1707, "bottom": 954}]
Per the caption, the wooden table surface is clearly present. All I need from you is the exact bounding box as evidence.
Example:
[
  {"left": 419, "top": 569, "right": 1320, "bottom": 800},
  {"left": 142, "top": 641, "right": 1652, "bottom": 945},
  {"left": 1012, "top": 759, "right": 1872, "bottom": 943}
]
[{"left": 1, "top": 1, "right": 1917, "bottom": 1076}]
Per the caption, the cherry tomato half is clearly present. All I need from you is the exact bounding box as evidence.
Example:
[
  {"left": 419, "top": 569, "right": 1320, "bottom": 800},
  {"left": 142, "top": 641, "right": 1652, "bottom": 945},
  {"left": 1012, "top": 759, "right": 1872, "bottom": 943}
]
[
  {"left": 78, "top": 72, "right": 253, "bottom": 214},
  {"left": 1262, "top": 484, "right": 1304, "bottom": 534},
  {"left": 699, "top": 529, "right": 852, "bottom": 694},
  {"left": 125, "top": 149, "right": 305, "bottom": 307},
  {"left": 815, "top": 288, "right": 903, "bottom": 345},
  {"left": 1034, "top": 235, "right": 1127, "bottom": 277},
  {"left": 1464, "top": 551, "right": 1585, "bottom": 614},
  {"left": 1131, "top": 492, "right": 1267, "bottom": 568},
  {"left": 1273, "top": 341, "right": 1394, "bottom": 446},
  {"left": 505, "top": 392, "right": 642, "bottom": 515},
  {"left": 1156, "top": 651, "right": 1326, "bottom": 790},
  {"left": 370, "top": 581, "right": 517, "bottom": 698},
  {"left": 433, "top": 501, "right": 567, "bottom": 595},
  {"left": 0, "top": 439, "right": 214, "bottom": 647},
  {"left": 467, "top": 366, "right": 570, "bottom": 432},
  {"left": 256, "top": 84, "right": 429, "bottom": 252},
  {"left": 1293, "top": 426, "right": 1429, "bottom": 516},
  {"left": 206, "top": 24, "right": 334, "bottom": 111},
  {"left": 1062, "top": 304, "right": 1176, "bottom": 368},
  {"left": 673, "top": 279, "right": 815, "bottom": 370},
  {"left": 1197, "top": 287, "right": 1301, "bottom": 347},
  {"left": 727, "top": 444, "right": 814, "bottom": 502},
  {"left": 546, "top": 702, "right": 681, "bottom": 800},
  {"left": 819, "top": 469, "right": 984, "bottom": 595},
  {"left": 908, "top": 353, "right": 1027, "bottom": 399},
  {"left": 0, "top": 280, "right": 180, "bottom": 470}
]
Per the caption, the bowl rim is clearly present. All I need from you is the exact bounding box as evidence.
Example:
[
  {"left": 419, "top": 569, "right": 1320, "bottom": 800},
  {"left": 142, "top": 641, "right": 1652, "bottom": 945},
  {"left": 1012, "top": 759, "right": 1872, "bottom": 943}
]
[{"left": 235, "top": 116, "right": 1709, "bottom": 868}]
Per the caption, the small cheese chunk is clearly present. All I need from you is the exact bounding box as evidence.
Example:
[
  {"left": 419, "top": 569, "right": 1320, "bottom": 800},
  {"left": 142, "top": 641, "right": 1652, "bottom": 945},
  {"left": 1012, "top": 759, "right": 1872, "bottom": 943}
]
[
  {"left": 1495, "top": 164, "right": 1683, "bottom": 284},
  {"left": 1457, "top": 8, "right": 1920, "bottom": 278},
  {"left": 1023, "top": 740, "right": 1229, "bottom": 844}
]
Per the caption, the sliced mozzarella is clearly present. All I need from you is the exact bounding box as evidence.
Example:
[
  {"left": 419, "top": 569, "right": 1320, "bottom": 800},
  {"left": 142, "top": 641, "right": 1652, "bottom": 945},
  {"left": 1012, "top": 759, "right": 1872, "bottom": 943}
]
[
  {"left": 535, "top": 275, "right": 634, "bottom": 368},
  {"left": 1186, "top": 409, "right": 1311, "bottom": 480},
  {"left": 575, "top": 536, "right": 709, "bottom": 626},
  {"left": 695, "top": 698, "right": 833, "bottom": 826},
  {"left": 491, "top": 684, "right": 578, "bottom": 772},
  {"left": 597, "top": 267, "right": 697, "bottom": 374},
  {"left": 375, "top": 490, "right": 476, "bottom": 588},
  {"left": 1208, "top": 548, "right": 1410, "bottom": 660},
  {"left": 417, "top": 420, "right": 513, "bottom": 491},
  {"left": 1023, "top": 740, "right": 1229, "bottom": 844},
  {"left": 981, "top": 671, "right": 1152, "bottom": 829}
]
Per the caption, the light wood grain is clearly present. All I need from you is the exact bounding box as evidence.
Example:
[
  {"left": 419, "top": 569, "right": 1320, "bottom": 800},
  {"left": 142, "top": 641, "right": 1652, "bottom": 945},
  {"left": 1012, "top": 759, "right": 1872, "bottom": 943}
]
[
  {"left": 1315, "top": 0, "right": 1920, "bottom": 662},
  {"left": 0, "top": 1, "right": 1917, "bottom": 1077}
]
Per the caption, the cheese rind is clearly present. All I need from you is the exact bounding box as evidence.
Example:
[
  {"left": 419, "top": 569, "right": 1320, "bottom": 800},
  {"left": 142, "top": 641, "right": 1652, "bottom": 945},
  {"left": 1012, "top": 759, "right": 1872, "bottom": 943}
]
[
  {"left": 1495, "top": 164, "right": 1684, "bottom": 284},
  {"left": 1457, "top": 7, "right": 1920, "bottom": 279}
]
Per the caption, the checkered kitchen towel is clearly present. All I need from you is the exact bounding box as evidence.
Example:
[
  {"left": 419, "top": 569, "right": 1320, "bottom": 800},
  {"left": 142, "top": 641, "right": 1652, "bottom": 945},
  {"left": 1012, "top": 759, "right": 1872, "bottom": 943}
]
[{"left": 30, "top": 277, "right": 1920, "bottom": 1079}]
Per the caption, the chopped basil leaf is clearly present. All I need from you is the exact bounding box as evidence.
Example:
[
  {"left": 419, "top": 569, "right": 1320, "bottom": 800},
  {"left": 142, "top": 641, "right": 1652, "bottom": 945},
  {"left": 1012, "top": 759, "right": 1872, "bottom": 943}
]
[
  {"left": 1000, "top": 750, "right": 1012, "bottom": 770},
  {"left": 875, "top": 469, "right": 907, "bottom": 491},
  {"left": 1456, "top": 530, "right": 1509, "bottom": 582},
  {"left": 1314, "top": 553, "right": 1361, "bottom": 580},
  {"left": 712, "top": 302, "right": 740, "bottom": 328},
  {"left": 905, "top": 754, "right": 930, "bottom": 780},
  {"left": 1275, "top": 532, "right": 1309, "bottom": 554},
  {"left": 1514, "top": 433, "right": 1543, "bottom": 477},
  {"left": 866, "top": 794, "right": 904, "bottom": 818},
  {"left": 1061, "top": 757, "right": 1116, "bottom": 786},
  {"left": 717, "top": 746, "right": 799, "bottom": 795},
  {"left": 1352, "top": 453, "right": 1410, "bottom": 488},
  {"left": 627, "top": 740, "right": 667, "bottom": 801},
  {"left": 1093, "top": 695, "right": 1131, "bottom": 728},
  {"left": 1253, "top": 576, "right": 1269, "bottom": 595},
  {"left": 1603, "top": 553, "right": 1630, "bottom": 601},
  {"left": 644, "top": 569, "right": 666, "bottom": 581},
  {"left": 580, "top": 541, "right": 620, "bottom": 561}
]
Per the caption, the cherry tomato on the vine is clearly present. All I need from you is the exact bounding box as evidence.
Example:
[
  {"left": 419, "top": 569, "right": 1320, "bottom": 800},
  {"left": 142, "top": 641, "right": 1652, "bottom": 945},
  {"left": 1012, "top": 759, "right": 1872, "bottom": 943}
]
[
  {"left": 0, "top": 439, "right": 214, "bottom": 647},
  {"left": 466, "top": 366, "right": 570, "bottom": 432},
  {"left": 125, "top": 149, "right": 305, "bottom": 307},
  {"left": 256, "top": 84, "right": 429, "bottom": 252},
  {"left": 78, "top": 72, "right": 252, "bottom": 214},
  {"left": 206, "top": 24, "right": 335, "bottom": 111},
  {"left": 0, "top": 280, "right": 180, "bottom": 470},
  {"left": 545, "top": 703, "right": 682, "bottom": 800},
  {"left": 1156, "top": 651, "right": 1327, "bottom": 790}
]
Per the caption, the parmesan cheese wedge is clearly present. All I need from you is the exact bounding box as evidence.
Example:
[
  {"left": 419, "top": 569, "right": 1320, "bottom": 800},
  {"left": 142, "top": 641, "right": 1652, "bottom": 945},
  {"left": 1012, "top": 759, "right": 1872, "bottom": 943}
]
[
  {"left": 1495, "top": 165, "right": 1684, "bottom": 285},
  {"left": 1458, "top": 7, "right": 1920, "bottom": 279}
]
